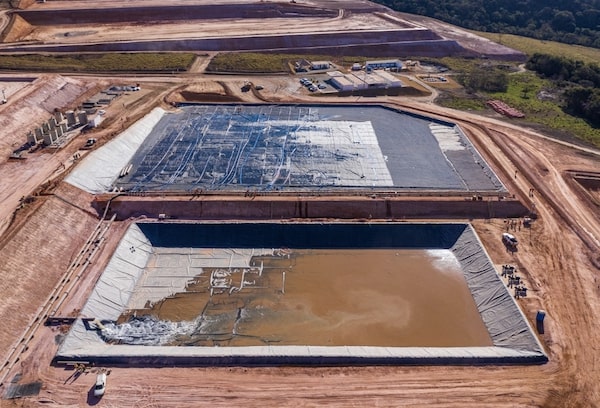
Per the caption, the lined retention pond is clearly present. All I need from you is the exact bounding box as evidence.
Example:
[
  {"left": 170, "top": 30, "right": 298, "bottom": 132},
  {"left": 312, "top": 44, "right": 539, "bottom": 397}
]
[
  {"left": 104, "top": 248, "right": 492, "bottom": 348},
  {"left": 112, "top": 104, "right": 505, "bottom": 193},
  {"left": 56, "top": 222, "right": 546, "bottom": 365}
]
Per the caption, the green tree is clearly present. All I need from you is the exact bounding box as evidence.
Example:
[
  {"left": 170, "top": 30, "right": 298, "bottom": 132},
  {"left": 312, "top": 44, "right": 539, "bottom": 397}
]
[
  {"left": 371, "top": 0, "right": 600, "bottom": 48},
  {"left": 460, "top": 68, "right": 509, "bottom": 92},
  {"left": 551, "top": 11, "right": 577, "bottom": 32}
]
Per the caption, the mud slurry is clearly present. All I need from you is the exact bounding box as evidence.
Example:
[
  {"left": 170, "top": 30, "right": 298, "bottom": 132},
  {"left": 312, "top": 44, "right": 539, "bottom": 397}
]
[{"left": 109, "top": 249, "right": 492, "bottom": 348}]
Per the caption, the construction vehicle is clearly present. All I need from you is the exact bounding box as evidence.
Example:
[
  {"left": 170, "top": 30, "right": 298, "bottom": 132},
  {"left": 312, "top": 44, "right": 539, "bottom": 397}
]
[
  {"left": 241, "top": 81, "right": 252, "bottom": 92},
  {"left": 81, "top": 138, "right": 97, "bottom": 149},
  {"left": 502, "top": 232, "right": 518, "bottom": 247}
]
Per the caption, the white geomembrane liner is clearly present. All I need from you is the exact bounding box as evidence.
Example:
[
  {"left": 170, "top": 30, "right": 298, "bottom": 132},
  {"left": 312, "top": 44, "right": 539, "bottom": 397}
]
[
  {"left": 56, "top": 223, "right": 546, "bottom": 364},
  {"left": 68, "top": 113, "right": 394, "bottom": 191},
  {"left": 127, "top": 248, "right": 273, "bottom": 310},
  {"left": 276, "top": 120, "right": 393, "bottom": 186},
  {"left": 65, "top": 107, "right": 166, "bottom": 193},
  {"left": 430, "top": 123, "right": 465, "bottom": 151}
]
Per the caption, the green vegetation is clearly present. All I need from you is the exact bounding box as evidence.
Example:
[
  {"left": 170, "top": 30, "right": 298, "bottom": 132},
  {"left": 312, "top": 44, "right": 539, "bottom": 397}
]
[
  {"left": 435, "top": 58, "right": 476, "bottom": 73},
  {"left": 474, "top": 32, "right": 600, "bottom": 64},
  {"left": 439, "top": 64, "right": 599, "bottom": 147},
  {"left": 207, "top": 53, "right": 394, "bottom": 74},
  {"left": 0, "top": 53, "right": 196, "bottom": 72},
  {"left": 488, "top": 72, "right": 599, "bottom": 146},
  {"left": 207, "top": 53, "right": 298, "bottom": 73},
  {"left": 436, "top": 96, "right": 487, "bottom": 111},
  {"left": 458, "top": 67, "right": 509, "bottom": 93},
  {"left": 434, "top": 48, "right": 600, "bottom": 146},
  {"left": 526, "top": 53, "right": 600, "bottom": 127},
  {"left": 207, "top": 53, "right": 477, "bottom": 75},
  {"left": 526, "top": 53, "right": 600, "bottom": 85},
  {"left": 372, "top": 0, "right": 600, "bottom": 48}
]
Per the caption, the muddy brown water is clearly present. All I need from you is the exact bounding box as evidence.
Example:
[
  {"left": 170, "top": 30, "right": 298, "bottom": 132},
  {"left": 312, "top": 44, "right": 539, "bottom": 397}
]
[{"left": 129, "top": 249, "right": 492, "bottom": 347}]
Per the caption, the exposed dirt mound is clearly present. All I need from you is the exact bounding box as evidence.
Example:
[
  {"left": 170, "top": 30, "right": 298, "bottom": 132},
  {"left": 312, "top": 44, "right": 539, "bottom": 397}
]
[
  {"left": 1, "top": 1, "right": 524, "bottom": 60},
  {"left": 1, "top": 13, "right": 34, "bottom": 42},
  {"left": 180, "top": 91, "right": 242, "bottom": 103},
  {"left": 167, "top": 81, "right": 243, "bottom": 103},
  {"left": 184, "top": 82, "right": 227, "bottom": 95},
  {"left": 14, "top": 4, "right": 338, "bottom": 25},
  {"left": 0, "top": 75, "right": 99, "bottom": 155},
  {"left": 0, "top": 195, "right": 97, "bottom": 356}
]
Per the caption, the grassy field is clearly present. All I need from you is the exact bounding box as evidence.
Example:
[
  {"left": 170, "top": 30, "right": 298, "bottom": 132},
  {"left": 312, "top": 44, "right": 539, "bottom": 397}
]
[
  {"left": 207, "top": 53, "right": 483, "bottom": 75},
  {"left": 462, "top": 32, "right": 600, "bottom": 147},
  {"left": 0, "top": 53, "right": 196, "bottom": 72},
  {"left": 432, "top": 37, "right": 600, "bottom": 147},
  {"left": 207, "top": 53, "right": 374, "bottom": 73},
  {"left": 208, "top": 53, "right": 302, "bottom": 73},
  {"left": 474, "top": 31, "right": 600, "bottom": 64},
  {"left": 488, "top": 72, "right": 600, "bottom": 146},
  {"left": 439, "top": 70, "right": 599, "bottom": 147},
  {"left": 437, "top": 96, "right": 487, "bottom": 112}
]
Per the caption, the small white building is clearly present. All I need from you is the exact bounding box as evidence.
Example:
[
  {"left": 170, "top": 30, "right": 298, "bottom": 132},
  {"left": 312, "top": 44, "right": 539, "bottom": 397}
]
[
  {"left": 327, "top": 70, "right": 344, "bottom": 78},
  {"left": 328, "top": 70, "right": 403, "bottom": 92},
  {"left": 372, "top": 70, "right": 403, "bottom": 87},
  {"left": 330, "top": 75, "right": 355, "bottom": 91},
  {"left": 310, "top": 61, "right": 331, "bottom": 70},
  {"left": 365, "top": 59, "right": 403, "bottom": 71},
  {"left": 357, "top": 72, "right": 386, "bottom": 88},
  {"left": 88, "top": 115, "right": 103, "bottom": 128}
]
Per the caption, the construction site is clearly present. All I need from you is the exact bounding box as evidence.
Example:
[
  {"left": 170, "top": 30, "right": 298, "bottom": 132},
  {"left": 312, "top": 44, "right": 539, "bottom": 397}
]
[{"left": 0, "top": 0, "right": 599, "bottom": 407}]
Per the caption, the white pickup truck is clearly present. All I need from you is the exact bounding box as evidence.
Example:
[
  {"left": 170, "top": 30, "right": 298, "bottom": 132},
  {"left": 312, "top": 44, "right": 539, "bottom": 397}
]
[{"left": 502, "top": 233, "right": 518, "bottom": 247}]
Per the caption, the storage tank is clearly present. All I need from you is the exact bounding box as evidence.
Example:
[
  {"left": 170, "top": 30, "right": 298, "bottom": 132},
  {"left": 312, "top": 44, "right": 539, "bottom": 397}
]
[
  {"left": 77, "top": 112, "right": 88, "bottom": 125},
  {"left": 66, "top": 110, "right": 76, "bottom": 127},
  {"left": 42, "top": 132, "right": 53, "bottom": 146}
]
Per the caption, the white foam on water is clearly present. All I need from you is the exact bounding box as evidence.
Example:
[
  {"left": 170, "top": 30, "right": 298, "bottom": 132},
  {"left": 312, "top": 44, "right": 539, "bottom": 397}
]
[
  {"left": 426, "top": 249, "right": 463, "bottom": 277},
  {"left": 100, "top": 316, "right": 195, "bottom": 346}
]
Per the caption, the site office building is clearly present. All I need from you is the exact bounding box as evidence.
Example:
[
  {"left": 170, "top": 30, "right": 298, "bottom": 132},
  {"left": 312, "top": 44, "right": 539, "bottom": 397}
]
[{"left": 365, "top": 59, "right": 403, "bottom": 72}]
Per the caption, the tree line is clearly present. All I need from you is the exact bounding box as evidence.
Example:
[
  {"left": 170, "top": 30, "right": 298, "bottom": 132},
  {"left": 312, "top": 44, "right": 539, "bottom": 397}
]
[
  {"left": 373, "top": 0, "right": 600, "bottom": 48},
  {"left": 527, "top": 53, "right": 600, "bottom": 126}
]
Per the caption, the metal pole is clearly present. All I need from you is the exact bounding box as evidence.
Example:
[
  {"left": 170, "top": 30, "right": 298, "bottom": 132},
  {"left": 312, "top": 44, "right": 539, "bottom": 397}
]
[{"left": 282, "top": 271, "right": 286, "bottom": 294}]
